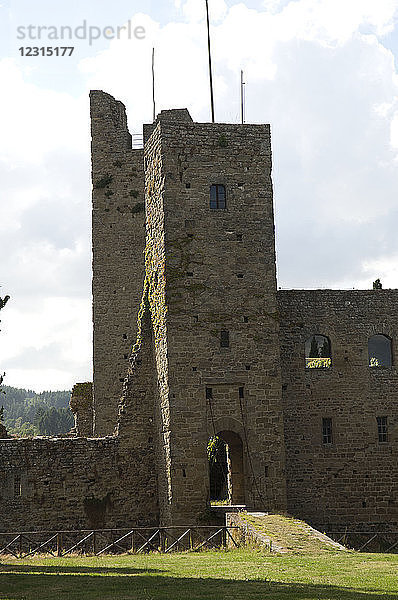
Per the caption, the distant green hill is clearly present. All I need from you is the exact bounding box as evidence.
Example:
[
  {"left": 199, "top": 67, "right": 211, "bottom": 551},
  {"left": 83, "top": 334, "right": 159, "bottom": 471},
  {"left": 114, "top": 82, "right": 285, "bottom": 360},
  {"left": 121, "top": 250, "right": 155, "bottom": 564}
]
[{"left": 0, "top": 386, "right": 73, "bottom": 437}]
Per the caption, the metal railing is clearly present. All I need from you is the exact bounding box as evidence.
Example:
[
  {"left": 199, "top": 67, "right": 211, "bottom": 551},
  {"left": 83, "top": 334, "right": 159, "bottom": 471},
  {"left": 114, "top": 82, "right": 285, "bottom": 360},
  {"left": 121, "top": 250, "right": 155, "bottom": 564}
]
[
  {"left": 0, "top": 526, "right": 239, "bottom": 558},
  {"left": 326, "top": 531, "right": 398, "bottom": 553}
]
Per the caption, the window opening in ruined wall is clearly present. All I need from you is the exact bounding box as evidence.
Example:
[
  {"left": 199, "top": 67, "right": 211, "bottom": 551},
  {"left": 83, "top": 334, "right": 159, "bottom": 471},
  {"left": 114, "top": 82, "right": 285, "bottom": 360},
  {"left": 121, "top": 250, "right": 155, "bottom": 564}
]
[
  {"left": 305, "top": 335, "right": 331, "bottom": 369},
  {"left": 368, "top": 335, "right": 392, "bottom": 367},
  {"left": 377, "top": 416, "right": 388, "bottom": 443},
  {"left": 210, "top": 184, "right": 226, "bottom": 209}
]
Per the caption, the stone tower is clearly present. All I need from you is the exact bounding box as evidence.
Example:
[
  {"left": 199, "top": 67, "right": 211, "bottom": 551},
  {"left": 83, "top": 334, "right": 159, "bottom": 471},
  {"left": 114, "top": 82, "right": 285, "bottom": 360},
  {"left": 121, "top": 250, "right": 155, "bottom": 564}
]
[
  {"left": 90, "top": 91, "right": 146, "bottom": 435},
  {"left": 91, "top": 91, "right": 287, "bottom": 524}
]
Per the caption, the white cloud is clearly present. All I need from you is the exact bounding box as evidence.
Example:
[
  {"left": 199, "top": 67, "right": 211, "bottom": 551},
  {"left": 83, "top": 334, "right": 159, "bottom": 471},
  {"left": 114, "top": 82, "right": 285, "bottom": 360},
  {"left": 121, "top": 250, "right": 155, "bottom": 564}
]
[
  {"left": 3, "top": 0, "right": 398, "bottom": 390},
  {"left": 0, "top": 58, "right": 92, "bottom": 390},
  {"left": 362, "top": 254, "right": 398, "bottom": 289},
  {"left": 0, "top": 59, "right": 89, "bottom": 164},
  {"left": 1, "top": 298, "right": 91, "bottom": 391},
  {"left": 180, "top": 0, "right": 228, "bottom": 22}
]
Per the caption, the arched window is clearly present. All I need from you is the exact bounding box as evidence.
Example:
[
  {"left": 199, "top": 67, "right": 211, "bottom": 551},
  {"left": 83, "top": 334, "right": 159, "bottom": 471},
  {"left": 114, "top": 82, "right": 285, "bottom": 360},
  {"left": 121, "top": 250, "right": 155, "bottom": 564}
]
[
  {"left": 368, "top": 334, "right": 392, "bottom": 367},
  {"left": 305, "top": 334, "right": 331, "bottom": 369}
]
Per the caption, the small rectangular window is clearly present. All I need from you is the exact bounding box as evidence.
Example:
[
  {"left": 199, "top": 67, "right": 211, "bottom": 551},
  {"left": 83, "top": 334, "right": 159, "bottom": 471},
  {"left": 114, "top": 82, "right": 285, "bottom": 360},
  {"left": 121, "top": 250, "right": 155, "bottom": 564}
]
[
  {"left": 205, "top": 387, "right": 213, "bottom": 400},
  {"left": 13, "top": 474, "right": 21, "bottom": 497},
  {"left": 210, "top": 184, "right": 226, "bottom": 209},
  {"left": 377, "top": 416, "right": 388, "bottom": 443},
  {"left": 220, "top": 330, "right": 230, "bottom": 348},
  {"left": 322, "top": 418, "right": 332, "bottom": 445}
]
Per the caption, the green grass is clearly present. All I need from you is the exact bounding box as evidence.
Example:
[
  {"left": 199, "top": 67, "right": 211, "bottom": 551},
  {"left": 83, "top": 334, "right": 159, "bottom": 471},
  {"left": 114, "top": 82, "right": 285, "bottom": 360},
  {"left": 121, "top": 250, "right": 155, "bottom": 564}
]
[
  {"left": 240, "top": 513, "right": 340, "bottom": 552},
  {"left": 1, "top": 548, "right": 398, "bottom": 599}
]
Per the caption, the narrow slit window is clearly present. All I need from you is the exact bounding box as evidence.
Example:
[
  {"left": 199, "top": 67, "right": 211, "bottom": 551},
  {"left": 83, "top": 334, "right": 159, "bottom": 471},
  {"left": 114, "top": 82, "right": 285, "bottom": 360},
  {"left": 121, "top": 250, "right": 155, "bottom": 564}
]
[
  {"left": 13, "top": 474, "right": 21, "bottom": 497},
  {"left": 220, "top": 330, "right": 230, "bottom": 348},
  {"left": 377, "top": 416, "right": 388, "bottom": 443},
  {"left": 210, "top": 184, "right": 226, "bottom": 209},
  {"left": 322, "top": 418, "right": 333, "bottom": 445}
]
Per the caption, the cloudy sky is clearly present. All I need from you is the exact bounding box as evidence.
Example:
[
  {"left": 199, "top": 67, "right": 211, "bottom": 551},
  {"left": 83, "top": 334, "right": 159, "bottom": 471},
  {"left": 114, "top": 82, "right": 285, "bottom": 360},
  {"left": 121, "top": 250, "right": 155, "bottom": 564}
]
[{"left": 1, "top": 0, "right": 398, "bottom": 391}]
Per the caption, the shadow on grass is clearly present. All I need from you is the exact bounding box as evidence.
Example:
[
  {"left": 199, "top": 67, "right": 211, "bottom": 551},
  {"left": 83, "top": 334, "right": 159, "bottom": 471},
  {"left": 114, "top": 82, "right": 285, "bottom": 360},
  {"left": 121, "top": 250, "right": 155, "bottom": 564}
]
[
  {"left": 0, "top": 566, "right": 395, "bottom": 600},
  {"left": 0, "top": 564, "right": 162, "bottom": 575}
]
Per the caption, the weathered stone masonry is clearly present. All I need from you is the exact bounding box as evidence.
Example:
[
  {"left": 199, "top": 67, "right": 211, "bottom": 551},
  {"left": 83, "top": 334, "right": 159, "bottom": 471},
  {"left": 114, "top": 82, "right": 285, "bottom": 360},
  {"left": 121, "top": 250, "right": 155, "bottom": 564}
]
[
  {"left": 0, "top": 90, "right": 397, "bottom": 532},
  {"left": 141, "top": 109, "right": 287, "bottom": 524},
  {"left": 91, "top": 90, "right": 146, "bottom": 437},
  {"left": 279, "top": 289, "right": 398, "bottom": 530}
]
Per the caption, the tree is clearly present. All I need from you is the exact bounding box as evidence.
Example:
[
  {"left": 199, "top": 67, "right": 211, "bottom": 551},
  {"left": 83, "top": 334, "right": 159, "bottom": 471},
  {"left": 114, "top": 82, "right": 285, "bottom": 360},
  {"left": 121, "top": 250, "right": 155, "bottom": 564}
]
[
  {"left": 320, "top": 339, "right": 330, "bottom": 358},
  {"left": 0, "top": 295, "right": 10, "bottom": 309},
  {"left": 0, "top": 293, "right": 9, "bottom": 395}
]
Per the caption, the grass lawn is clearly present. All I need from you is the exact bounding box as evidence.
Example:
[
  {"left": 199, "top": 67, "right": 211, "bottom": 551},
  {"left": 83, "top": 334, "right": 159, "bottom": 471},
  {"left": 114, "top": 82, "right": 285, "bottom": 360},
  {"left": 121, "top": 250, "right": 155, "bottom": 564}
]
[{"left": 0, "top": 548, "right": 398, "bottom": 600}]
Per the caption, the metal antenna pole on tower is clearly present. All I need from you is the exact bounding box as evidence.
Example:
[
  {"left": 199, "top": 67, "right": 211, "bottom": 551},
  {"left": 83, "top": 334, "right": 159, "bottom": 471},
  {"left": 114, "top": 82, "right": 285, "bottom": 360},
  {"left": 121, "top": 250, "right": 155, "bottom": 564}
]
[
  {"left": 240, "top": 70, "right": 245, "bottom": 124},
  {"left": 205, "top": 0, "right": 215, "bottom": 123},
  {"left": 152, "top": 47, "right": 156, "bottom": 122}
]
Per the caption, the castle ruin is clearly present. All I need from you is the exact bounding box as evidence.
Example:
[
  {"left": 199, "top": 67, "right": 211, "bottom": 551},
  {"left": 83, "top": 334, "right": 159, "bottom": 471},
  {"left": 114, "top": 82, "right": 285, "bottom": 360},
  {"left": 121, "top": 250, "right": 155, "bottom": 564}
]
[{"left": 0, "top": 90, "right": 397, "bottom": 532}]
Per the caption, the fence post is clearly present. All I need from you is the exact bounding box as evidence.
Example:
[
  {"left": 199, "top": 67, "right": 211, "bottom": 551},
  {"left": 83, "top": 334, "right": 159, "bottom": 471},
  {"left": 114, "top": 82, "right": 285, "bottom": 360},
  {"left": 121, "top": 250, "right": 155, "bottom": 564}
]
[
  {"left": 57, "top": 533, "right": 63, "bottom": 557},
  {"left": 131, "top": 529, "right": 135, "bottom": 554},
  {"left": 93, "top": 531, "right": 97, "bottom": 555}
]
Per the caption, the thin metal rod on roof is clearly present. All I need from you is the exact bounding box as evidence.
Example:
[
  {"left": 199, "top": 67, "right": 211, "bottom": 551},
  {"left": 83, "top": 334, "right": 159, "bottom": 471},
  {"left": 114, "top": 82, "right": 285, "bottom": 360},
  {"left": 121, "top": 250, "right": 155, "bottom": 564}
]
[
  {"left": 152, "top": 47, "right": 156, "bottom": 122},
  {"left": 240, "top": 70, "right": 245, "bottom": 124},
  {"left": 205, "top": 0, "right": 215, "bottom": 123}
]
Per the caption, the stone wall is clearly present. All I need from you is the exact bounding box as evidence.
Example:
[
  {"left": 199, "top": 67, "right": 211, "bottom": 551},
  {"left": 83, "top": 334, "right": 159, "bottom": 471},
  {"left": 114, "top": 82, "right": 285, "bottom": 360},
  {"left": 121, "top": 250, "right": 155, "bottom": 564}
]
[
  {"left": 0, "top": 435, "right": 158, "bottom": 532},
  {"left": 279, "top": 289, "right": 398, "bottom": 529},
  {"left": 0, "top": 315, "right": 159, "bottom": 532},
  {"left": 70, "top": 382, "right": 93, "bottom": 436},
  {"left": 91, "top": 90, "right": 146, "bottom": 436}
]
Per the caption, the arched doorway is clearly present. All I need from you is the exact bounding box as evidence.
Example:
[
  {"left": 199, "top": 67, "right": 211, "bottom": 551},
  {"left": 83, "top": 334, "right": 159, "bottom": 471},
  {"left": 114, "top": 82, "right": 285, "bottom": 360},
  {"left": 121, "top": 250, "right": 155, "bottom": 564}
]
[{"left": 208, "top": 430, "right": 245, "bottom": 505}]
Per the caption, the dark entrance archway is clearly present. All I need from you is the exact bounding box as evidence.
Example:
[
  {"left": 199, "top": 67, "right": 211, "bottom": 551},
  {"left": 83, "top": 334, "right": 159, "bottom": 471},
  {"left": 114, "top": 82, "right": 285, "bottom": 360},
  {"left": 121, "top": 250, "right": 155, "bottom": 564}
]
[{"left": 208, "top": 430, "right": 245, "bottom": 505}]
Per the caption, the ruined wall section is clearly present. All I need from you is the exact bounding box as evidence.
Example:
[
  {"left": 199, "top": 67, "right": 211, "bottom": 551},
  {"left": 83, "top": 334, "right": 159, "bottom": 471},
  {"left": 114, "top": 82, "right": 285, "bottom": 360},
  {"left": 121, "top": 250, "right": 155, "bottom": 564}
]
[
  {"left": 279, "top": 289, "right": 398, "bottom": 529},
  {"left": 91, "top": 90, "right": 146, "bottom": 436},
  {"left": 0, "top": 296, "right": 159, "bottom": 533},
  {"left": 70, "top": 382, "right": 93, "bottom": 437},
  {"left": 150, "top": 115, "right": 287, "bottom": 524},
  {"left": 0, "top": 435, "right": 158, "bottom": 532},
  {"left": 143, "top": 122, "right": 173, "bottom": 524},
  {"left": 116, "top": 308, "right": 157, "bottom": 458}
]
